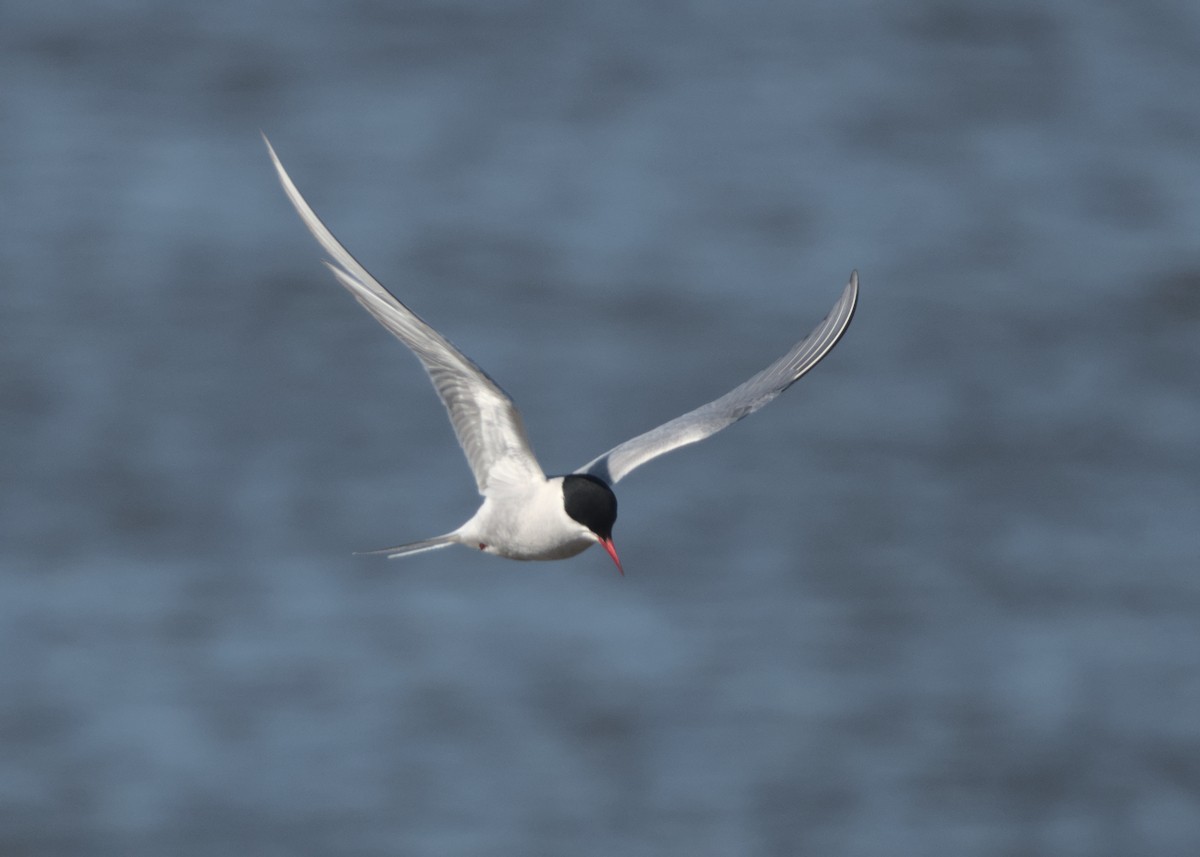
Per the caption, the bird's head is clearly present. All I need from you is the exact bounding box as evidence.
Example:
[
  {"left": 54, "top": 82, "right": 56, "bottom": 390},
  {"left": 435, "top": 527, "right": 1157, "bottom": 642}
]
[{"left": 561, "top": 474, "right": 622, "bottom": 575}]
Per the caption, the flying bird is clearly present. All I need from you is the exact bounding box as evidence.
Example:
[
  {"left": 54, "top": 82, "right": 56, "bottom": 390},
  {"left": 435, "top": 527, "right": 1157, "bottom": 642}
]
[{"left": 265, "top": 137, "right": 858, "bottom": 574}]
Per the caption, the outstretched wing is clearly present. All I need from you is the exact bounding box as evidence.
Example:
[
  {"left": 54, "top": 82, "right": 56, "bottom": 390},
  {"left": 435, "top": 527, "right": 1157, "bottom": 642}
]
[
  {"left": 265, "top": 137, "right": 545, "bottom": 494},
  {"left": 576, "top": 273, "right": 858, "bottom": 485}
]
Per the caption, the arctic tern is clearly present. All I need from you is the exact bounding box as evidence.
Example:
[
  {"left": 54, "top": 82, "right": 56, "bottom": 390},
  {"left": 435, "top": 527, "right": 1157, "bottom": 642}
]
[{"left": 265, "top": 137, "right": 858, "bottom": 574}]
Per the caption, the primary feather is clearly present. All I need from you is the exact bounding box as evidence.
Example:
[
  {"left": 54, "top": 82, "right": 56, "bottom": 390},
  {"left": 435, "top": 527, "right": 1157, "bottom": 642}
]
[
  {"left": 264, "top": 136, "right": 545, "bottom": 495},
  {"left": 576, "top": 272, "right": 857, "bottom": 485}
]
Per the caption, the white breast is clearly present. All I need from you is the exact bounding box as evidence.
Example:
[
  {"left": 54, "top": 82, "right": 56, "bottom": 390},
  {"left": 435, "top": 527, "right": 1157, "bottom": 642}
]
[{"left": 456, "top": 476, "right": 596, "bottom": 560}]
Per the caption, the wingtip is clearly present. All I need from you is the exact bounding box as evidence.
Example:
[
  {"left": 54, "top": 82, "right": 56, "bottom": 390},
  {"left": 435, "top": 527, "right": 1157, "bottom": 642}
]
[
  {"left": 842, "top": 270, "right": 860, "bottom": 315},
  {"left": 261, "top": 134, "right": 285, "bottom": 175}
]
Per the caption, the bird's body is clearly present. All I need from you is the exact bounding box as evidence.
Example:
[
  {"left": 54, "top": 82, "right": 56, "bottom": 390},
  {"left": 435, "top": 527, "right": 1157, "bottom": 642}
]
[
  {"left": 265, "top": 137, "right": 858, "bottom": 574},
  {"left": 459, "top": 476, "right": 597, "bottom": 561}
]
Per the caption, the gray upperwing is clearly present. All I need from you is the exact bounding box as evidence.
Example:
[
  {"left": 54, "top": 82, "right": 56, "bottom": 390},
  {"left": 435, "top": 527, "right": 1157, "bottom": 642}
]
[
  {"left": 577, "top": 272, "right": 858, "bottom": 485},
  {"left": 265, "top": 136, "right": 545, "bottom": 494}
]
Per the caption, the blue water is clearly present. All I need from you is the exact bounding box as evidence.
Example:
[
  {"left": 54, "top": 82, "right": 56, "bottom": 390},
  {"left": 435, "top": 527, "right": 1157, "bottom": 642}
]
[{"left": 3, "top": 1, "right": 1199, "bottom": 854}]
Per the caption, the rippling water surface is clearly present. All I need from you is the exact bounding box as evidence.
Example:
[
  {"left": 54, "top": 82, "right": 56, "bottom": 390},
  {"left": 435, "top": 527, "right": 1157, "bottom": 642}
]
[{"left": 3, "top": 1, "right": 1199, "bottom": 854}]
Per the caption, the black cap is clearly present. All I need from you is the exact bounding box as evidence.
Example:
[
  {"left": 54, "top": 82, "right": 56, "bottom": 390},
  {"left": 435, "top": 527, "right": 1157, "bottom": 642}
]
[{"left": 561, "top": 474, "right": 617, "bottom": 539}]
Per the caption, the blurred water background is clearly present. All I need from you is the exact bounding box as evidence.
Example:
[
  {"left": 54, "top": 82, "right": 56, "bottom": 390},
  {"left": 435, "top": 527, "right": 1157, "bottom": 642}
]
[{"left": 3, "top": 1, "right": 1200, "bottom": 854}]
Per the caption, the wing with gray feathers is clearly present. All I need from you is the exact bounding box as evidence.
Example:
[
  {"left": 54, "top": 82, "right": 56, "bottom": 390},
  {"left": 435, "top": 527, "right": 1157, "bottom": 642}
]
[
  {"left": 576, "top": 273, "right": 858, "bottom": 485},
  {"left": 264, "top": 137, "right": 545, "bottom": 495}
]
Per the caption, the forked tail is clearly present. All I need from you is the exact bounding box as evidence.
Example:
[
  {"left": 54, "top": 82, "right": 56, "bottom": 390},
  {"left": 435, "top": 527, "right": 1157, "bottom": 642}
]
[{"left": 354, "top": 533, "right": 458, "bottom": 559}]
